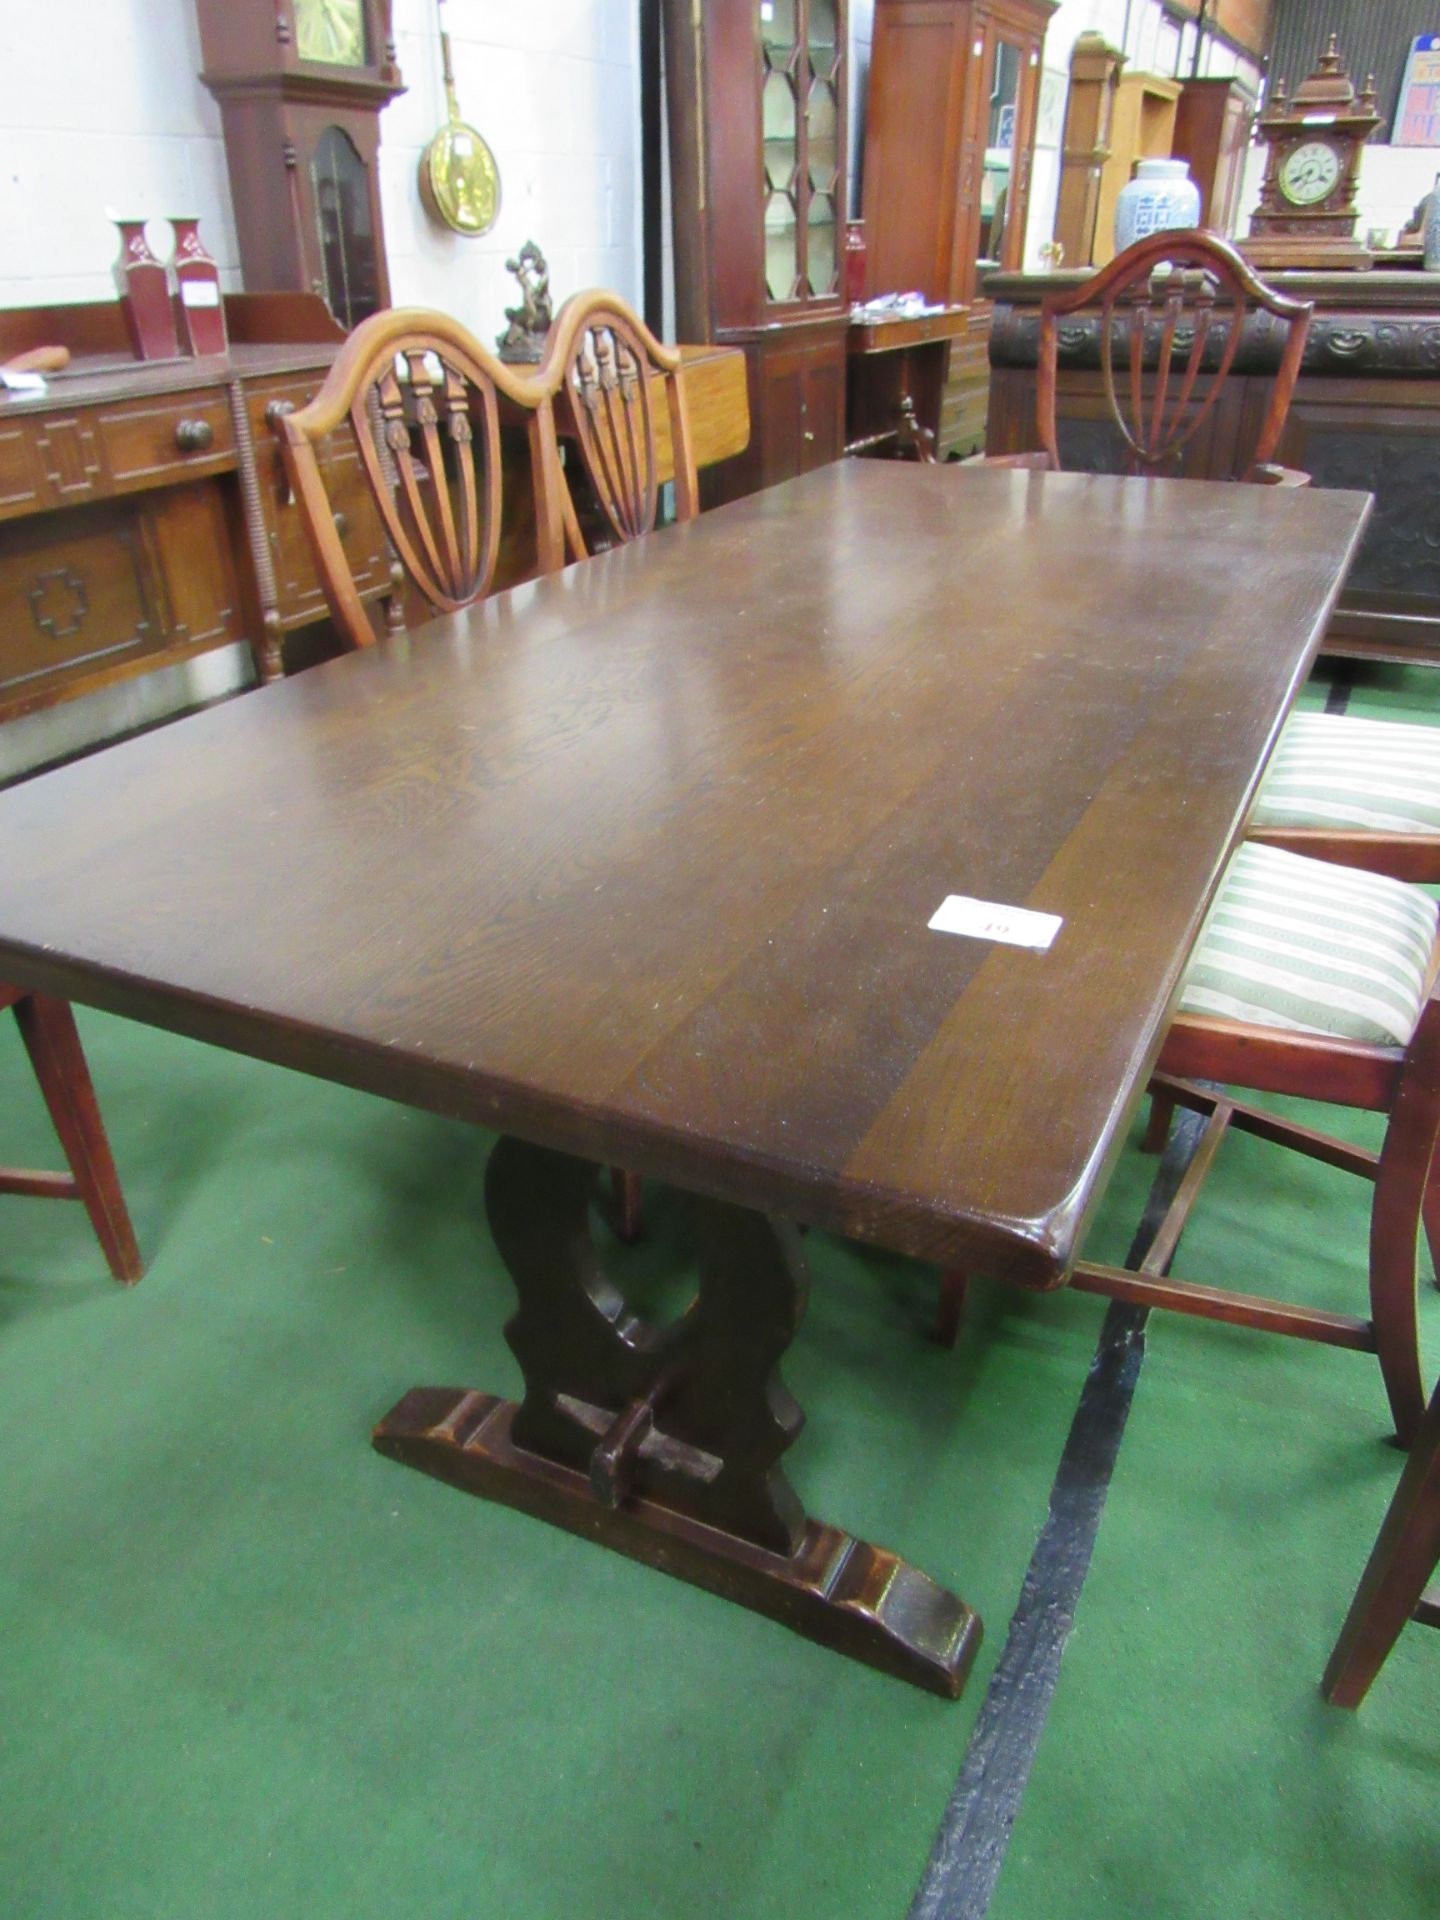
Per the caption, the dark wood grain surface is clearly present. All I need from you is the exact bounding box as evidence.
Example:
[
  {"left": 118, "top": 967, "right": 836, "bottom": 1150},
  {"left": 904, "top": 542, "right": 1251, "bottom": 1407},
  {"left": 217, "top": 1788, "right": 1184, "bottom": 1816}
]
[{"left": 0, "top": 463, "right": 1369, "bottom": 1284}]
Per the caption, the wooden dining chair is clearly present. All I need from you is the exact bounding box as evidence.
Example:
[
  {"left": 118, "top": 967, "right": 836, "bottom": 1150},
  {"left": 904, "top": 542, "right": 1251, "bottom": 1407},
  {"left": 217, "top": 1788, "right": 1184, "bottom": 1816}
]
[
  {"left": 977, "top": 228, "right": 1313, "bottom": 484},
  {"left": 970, "top": 229, "right": 1440, "bottom": 884},
  {"left": 273, "top": 307, "right": 570, "bottom": 649},
  {"left": 532, "top": 290, "right": 700, "bottom": 1243},
  {"left": 539, "top": 290, "right": 699, "bottom": 563},
  {"left": 3, "top": 984, "right": 142, "bottom": 1283},
  {"left": 936, "top": 843, "right": 1440, "bottom": 1447},
  {"left": 1322, "top": 1369, "right": 1440, "bottom": 1706},
  {"left": 273, "top": 308, "right": 646, "bottom": 1243}
]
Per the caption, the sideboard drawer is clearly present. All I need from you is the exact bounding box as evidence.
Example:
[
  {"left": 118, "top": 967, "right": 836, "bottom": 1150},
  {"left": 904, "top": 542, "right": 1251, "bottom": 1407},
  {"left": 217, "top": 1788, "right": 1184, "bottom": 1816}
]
[{"left": 95, "top": 390, "right": 235, "bottom": 490}]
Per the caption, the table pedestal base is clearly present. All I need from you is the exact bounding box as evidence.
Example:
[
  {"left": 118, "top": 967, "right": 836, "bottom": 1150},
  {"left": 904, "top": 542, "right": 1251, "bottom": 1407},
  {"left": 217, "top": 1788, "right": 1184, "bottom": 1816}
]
[
  {"left": 372, "top": 1135, "right": 980, "bottom": 1698},
  {"left": 375, "top": 1388, "right": 980, "bottom": 1696}
]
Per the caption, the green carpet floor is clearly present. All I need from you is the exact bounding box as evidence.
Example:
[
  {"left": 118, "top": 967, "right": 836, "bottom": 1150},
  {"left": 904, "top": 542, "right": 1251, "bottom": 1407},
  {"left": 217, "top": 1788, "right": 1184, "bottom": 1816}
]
[{"left": 2, "top": 666, "right": 1437, "bottom": 1919}]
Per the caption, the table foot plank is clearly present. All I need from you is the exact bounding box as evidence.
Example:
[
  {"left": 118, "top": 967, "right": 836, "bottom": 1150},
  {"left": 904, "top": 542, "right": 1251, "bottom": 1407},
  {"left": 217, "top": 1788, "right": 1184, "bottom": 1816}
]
[{"left": 374, "top": 1387, "right": 981, "bottom": 1698}]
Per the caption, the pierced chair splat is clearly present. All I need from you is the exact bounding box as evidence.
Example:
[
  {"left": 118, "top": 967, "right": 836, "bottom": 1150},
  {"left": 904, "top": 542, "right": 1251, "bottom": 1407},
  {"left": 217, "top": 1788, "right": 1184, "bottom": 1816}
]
[
  {"left": 274, "top": 308, "right": 568, "bottom": 649},
  {"left": 541, "top": 291, "right": 699, "bottom": 562}
]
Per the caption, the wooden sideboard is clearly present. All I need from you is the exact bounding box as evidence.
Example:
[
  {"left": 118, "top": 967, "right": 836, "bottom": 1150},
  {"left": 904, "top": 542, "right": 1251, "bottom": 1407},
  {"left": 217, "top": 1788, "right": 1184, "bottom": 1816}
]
[
  {"left": 0, "top": 297, "right": 750, "bottom": 728},
  {"left": 983, "top": 266, "right": 1440, "bottom": 664}
]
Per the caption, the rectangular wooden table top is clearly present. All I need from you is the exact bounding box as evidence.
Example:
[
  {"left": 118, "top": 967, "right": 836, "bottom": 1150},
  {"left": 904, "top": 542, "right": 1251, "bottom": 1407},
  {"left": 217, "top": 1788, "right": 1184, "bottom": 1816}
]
[{"left": 0, "top": 463, "right": 1370, "bottom": 1286}]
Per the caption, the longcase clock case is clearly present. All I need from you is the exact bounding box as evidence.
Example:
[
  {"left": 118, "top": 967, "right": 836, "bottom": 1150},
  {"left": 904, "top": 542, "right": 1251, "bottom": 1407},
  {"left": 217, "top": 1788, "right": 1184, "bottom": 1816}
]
[{"left": 195, "top": 0, "right": 405, "bottom": 329}]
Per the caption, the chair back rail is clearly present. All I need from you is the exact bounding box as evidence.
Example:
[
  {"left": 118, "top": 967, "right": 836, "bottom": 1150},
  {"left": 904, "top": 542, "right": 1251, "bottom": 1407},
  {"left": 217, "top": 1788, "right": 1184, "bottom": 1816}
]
[
  {"left": 276, "top": 308, "right": 566, "bottom": 650},
  {"left": 1036, "top": 232, "right": 1313, "bottom": 482},
  {"left": 540, "top": 291, "right": 699, "bottom": 559}
]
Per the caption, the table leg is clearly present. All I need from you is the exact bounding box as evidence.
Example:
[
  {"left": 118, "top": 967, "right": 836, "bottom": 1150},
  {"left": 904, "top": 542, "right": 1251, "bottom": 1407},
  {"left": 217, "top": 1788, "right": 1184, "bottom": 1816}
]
[{"left": 374, "top": 1136, "right": 981, "bottom": 1698}]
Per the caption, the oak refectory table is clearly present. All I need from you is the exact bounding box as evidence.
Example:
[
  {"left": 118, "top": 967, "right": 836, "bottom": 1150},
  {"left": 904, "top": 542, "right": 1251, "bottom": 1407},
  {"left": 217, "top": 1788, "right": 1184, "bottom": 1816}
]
[{"left": 0, "top": 464, "right": 1371, "bottom": 1697}]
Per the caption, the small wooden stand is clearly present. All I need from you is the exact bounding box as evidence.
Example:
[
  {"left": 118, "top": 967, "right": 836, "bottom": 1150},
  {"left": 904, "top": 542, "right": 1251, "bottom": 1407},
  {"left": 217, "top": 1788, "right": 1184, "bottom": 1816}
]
[{"left": 374, "top": 1137, "right": 981, "bottom": 1697}]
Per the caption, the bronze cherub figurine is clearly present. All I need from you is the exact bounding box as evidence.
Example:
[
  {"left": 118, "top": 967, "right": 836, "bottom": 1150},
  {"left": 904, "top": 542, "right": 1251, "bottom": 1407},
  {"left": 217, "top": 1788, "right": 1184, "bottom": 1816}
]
[{"left": 495, "top": 240, "right": 553, "bottom": 363}]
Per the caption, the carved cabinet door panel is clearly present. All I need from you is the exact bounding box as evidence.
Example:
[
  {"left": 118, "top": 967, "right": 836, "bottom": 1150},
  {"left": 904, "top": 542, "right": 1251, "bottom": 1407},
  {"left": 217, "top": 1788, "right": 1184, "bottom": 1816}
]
[
  {"left": 147, "top": 483, "right": 244, "bottom": 652},
  {"left": 800, "top": 351, "right": 846, "bottom": 471},
  {"left": 0, "top": 501, "right": 171, "bottom": 721},
  {"left": 1264, "top": 380, "right": 1440, "bottom": 608}
]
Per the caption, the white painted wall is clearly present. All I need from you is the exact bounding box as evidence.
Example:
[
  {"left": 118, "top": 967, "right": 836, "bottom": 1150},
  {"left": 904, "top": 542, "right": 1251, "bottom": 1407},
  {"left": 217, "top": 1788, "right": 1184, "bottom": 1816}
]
[
  {"left": 0, "top": 0, "right": 643, "bottom": 341},
  {"left": 0, "top": 0, "right": 236, "bottom": 309},
  {"left": 382, "top": 0, "right": 642, "bottom": 339}
]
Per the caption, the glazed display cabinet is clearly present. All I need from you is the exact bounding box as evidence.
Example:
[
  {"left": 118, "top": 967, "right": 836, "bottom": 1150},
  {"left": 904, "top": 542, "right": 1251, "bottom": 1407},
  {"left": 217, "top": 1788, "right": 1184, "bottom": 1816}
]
[{"left": 663, "top": 0, "right": 850, "bottom": 502}]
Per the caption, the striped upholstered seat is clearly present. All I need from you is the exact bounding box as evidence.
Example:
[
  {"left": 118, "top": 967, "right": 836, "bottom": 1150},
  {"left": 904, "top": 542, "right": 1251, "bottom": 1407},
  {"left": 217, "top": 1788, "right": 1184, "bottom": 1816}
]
[
  {"left": 1178, "top": 841, "right": 1438, "bottom": 1046},
  {"left": 1252, "top": 713, "right": 1440, "bottom": 836}
]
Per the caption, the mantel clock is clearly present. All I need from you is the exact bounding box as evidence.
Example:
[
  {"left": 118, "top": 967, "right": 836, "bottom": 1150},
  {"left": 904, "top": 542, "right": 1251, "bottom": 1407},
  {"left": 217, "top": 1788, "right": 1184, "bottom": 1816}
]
[
  {"left": 1242, "top": 35, "right": 1379, "bottom": 273},
  {"left": 194, "top": 0, "right": 406, "bottom": 329}
]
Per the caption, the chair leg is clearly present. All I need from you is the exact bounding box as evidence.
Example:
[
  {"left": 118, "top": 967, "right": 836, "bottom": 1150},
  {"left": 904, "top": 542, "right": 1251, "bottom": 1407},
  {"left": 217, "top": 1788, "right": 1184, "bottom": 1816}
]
[
  {"left": 934, "top": 1268, "right": 969, "bottom": 1348},
  {"left": 13, "top": 992, "right": 143, "bottom": 1284},
  {"left": 1323, "top": 1374, "right": 1440, "bottom": 1707},
  {"left": 1140, "top": 1091, "right": 1175, "bottom": 1155},
  {"left": 1424, "top": 1157, "right": 1440, "bottom": 1292},
  {"left": 611, "top": 1167, "right": 643, "bottom": 1246},
  {"left": 1369, "top": 1027, "right": 1440, "bottom": 1447}
]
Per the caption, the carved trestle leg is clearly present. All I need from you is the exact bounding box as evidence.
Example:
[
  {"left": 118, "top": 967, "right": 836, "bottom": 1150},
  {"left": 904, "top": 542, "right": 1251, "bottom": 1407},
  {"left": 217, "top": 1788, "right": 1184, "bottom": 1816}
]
[{"left": 374, "top": 1136, "right": 981, "bottom": 1697}]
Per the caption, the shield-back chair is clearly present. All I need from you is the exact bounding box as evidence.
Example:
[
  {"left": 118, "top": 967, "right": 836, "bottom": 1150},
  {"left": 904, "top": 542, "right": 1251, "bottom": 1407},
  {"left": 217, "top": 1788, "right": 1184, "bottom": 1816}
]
[
  {"left": 971, "top": 229, "right": 1440, "bottom": 883},
  {"left": 274, "top": 307, "right": 642, "bottom": 1239},
  {"left": 274, "top": 307, "right": 570, "bottom": 649},
  {"left": 540, "top": 290, "right": 699, "bottom": 563}
]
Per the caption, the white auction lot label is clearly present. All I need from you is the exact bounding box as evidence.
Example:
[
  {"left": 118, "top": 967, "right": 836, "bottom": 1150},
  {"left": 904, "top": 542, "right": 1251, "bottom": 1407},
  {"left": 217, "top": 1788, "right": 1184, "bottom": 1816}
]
[{"left": 927, "top": 895, "right": 1062, "bottom": 951}]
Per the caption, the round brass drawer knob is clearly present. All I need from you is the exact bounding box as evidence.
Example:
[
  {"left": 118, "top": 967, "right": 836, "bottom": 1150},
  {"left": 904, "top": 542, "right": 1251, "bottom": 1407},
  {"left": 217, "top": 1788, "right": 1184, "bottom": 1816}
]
[{"left": 174, "top": 418, "right": 214, "bottom": 453}]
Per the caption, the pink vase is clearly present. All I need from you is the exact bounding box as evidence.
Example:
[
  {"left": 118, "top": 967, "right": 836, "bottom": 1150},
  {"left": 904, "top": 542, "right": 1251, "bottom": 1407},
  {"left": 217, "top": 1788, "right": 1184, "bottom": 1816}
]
[
  {"left": 112, "top": 216, "right": 178, "bottom": 360},
  {"left": 171, "top": 217, "right": 227, "bottom": 357}
]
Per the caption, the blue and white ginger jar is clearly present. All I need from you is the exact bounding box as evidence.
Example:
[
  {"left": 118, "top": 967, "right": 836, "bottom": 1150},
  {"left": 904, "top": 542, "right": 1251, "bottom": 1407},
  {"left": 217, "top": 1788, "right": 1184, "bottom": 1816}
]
[{"left": 1114, "top": 158, "right": 1201, "bottom": 253}]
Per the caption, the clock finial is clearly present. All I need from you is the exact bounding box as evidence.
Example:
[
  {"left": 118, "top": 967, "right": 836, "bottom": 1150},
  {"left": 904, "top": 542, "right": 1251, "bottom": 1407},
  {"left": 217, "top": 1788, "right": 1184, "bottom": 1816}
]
[
  {"left": 1360, "top": 73, "right": 1378, "bottom": 114},
  {"left": 1320, "top": 33, "right": 1340, "bottom": 74}
]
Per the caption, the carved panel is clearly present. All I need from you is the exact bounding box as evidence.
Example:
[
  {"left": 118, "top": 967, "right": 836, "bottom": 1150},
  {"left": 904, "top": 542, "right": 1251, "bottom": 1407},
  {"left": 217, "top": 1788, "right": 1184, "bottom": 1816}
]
[
  {"left": 991, "top": 301, "right": 1440, "bottom": 379},
  {"left": 0, "top": 501, "right": 165, "bottom": 716},
  {"left": 0, "top": 425, "right": 41, "bottom": 516},
  {"left": 1297, "top": 430, "right": 1440, "bottom": 599},
  {"left": 35, "top": 417, "right": 102, "bottom": 504}
]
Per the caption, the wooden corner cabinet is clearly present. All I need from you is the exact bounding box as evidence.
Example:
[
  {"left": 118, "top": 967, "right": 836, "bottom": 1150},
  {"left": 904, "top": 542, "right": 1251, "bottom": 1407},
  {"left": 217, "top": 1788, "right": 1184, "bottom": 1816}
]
[
  {"left": 858, "top": 0, "right": 1054, "bottom": 459},
  {"left": 194, "top": 0, "right": 404, "bottom": 328},
  {"left": 861, "top": 0, "right": 1054, "bottom": 306},
  {"left": 662, "top": 0, "right": 849, "bottom": 502}
]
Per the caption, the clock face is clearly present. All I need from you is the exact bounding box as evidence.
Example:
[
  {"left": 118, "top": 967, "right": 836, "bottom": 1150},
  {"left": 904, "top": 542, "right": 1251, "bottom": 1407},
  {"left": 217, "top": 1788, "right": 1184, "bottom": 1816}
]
[
  {"left": 1279, "top": 139, "right": 1342, "bottom": 208},
  {"left": 295, "top": 0, "right": 367, "bottom": 66}
]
